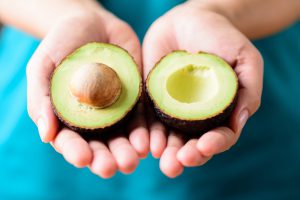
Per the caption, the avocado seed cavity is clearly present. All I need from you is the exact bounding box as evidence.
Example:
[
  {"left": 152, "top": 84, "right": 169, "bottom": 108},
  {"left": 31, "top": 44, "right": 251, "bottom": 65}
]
[
  {"left": 166, "top": 65, "right": 218, "bottom": 104},
  {"left": 69, "top": 63, "right": 122, "bottom": 108}
]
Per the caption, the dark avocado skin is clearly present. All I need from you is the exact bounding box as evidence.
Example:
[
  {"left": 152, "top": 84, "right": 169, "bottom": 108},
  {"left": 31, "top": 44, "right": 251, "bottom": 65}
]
[
  {"left": 146, "top": 85, "right": 238, "bottom": 137},
  {"left": 52, "top": 101, "right": 138, "bottom": 140}
]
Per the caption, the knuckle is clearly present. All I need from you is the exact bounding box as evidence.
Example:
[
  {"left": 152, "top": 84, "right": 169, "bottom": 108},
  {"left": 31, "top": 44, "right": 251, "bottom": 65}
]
[{"left": 251, "top": 97, "right": 261, "bottom": 114}]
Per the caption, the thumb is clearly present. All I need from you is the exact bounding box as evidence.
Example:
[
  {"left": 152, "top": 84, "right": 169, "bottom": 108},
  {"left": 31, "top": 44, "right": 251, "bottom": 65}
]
[
  {"left": 26, "top": 42, "right": 59, "bottom": 143},
  {"left": 36, "top": 98, "right": 59, "bottom": 143},
  {"left": 230, "top": 46, "right": 264, "bottom": 135},
  {"left": 142, "top": 18, "right": 174, "bottom": 80}
]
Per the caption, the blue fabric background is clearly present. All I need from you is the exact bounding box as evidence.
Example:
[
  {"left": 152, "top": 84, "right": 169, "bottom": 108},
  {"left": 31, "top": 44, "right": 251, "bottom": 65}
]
[{"left": 0, "top": 0, "right": 299, "bottom": 199}]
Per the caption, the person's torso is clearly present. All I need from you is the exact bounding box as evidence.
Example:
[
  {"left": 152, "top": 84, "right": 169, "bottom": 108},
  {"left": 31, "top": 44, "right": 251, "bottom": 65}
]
[{"left": 0, "top": 1, "right": 300, "bottom": 199}]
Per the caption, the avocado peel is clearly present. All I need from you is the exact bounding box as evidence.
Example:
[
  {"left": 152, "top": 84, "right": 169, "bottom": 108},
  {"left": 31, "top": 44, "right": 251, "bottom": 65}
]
[
  {"left": 50, "top": 43, "right": 141, "bottom": 133},
  {"left": 146, "top": 51, "right": 238, "bottom": 135}
]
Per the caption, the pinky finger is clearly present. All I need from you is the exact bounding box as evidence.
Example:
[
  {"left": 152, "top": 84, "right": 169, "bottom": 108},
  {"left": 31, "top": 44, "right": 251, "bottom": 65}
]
[{"left": 89, "top": 141, "right": 117, "bottom": 179}]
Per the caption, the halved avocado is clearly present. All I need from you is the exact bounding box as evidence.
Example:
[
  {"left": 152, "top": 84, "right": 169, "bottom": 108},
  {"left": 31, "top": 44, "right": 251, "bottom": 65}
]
[
  {"left": 146, "top": 51, "right": 238, "bottom": 135},
  {"left": 50, "top": 43, "right": 141, "bottom": 133}
]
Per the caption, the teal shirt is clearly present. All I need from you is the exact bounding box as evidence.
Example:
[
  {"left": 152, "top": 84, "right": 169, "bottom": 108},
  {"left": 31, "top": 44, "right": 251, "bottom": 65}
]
[{"left": 1, "top": 1, "right": 300, "bottom": 199}]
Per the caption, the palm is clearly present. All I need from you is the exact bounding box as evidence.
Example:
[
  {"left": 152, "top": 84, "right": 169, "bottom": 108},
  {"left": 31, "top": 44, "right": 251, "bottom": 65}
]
[
  {"left": 143, "top": 3, "right": 263, "bottom": 177},
  {"left": 27, "top": 11, "right": 148, "bottom": 178}
]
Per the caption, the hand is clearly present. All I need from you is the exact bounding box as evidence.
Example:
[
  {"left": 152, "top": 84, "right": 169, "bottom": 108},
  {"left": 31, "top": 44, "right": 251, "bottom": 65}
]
[
  {"left": 27, "top": 8, "right": 149, "bottom": 178},
  {"left": 143, "top": 2, "right": 263, "bottom": 178}
]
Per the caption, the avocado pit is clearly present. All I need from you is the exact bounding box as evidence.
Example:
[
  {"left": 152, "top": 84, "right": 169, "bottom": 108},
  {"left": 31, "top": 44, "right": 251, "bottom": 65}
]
[{"left": 69, "top": 63, "right": 122, "bottom": 108}]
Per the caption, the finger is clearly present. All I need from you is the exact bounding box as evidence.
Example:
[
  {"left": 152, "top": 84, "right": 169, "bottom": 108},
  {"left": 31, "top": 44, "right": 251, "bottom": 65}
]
[
  {"left": 231, "top": 46, "right": 263, "bottom": 134},
  {"left": 89, "top": 141, "right": 117, "bottom": 179},
  {"left": 52, "top": 128, "right": 93, "bottom": 168},
  {"left": 145, "top": 101, "right": 167, "bottom": 158},
  {"left": 235, "top": 46, "right": 264, "bottom": 116},
  {"left": 128, "top": 102, "right": 149, "bottom": 158},
  {"left": 177, "top": 139, "right": 212, "bottom": 167},
  {"left": 160, "top": 132, "right": 184, "bottom": 178},
  {"left": 196, "top": 127, "right": 238, "bottom": 157},
  {"left": 149, "top": 121, "right": 167, "bottom": 158},
  {"left": 108, "top": 136, "right": 139, "bottom": 174},
  {"left": 36, "top": 98, "right": 60, "bottom": 142},
  {"left": 26, "top": 43, "right": 59, "bottom": 143}
]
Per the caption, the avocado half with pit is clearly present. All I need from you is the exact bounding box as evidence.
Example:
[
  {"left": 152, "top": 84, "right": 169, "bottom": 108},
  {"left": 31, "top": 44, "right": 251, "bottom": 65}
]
[
  {"left": 50, "top": 43, "right": 141, "bottom": 133},
  {"left": 146, "top": 51, "right": 238, "bottom": 135}
]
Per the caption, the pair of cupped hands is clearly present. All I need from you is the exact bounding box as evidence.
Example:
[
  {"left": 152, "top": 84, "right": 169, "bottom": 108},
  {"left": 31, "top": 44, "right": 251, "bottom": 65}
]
[{"left": 26, "top": 2, "right": 263, "bottom": 178}]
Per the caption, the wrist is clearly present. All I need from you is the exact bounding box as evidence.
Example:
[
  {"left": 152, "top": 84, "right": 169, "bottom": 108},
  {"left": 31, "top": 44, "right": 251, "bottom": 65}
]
[
  {"left": 44, "top": 1, "right": 107, "bottom": 37},
  {"left": 187, "top": 0, "right": 300, "bottom": 39},
  {"left": 185, "top": 0, "right": 237, "bottom": 24},
  {"left": 0, "top": 0, "right": 108, "bottom": 38},
  {"left": 175, "top": 0, "right": 236, "bottom": 32}
]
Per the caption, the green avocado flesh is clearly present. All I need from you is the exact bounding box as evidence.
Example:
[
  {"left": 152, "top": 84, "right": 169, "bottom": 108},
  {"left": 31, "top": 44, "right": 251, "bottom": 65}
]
[
  {"left": 51, "top": 43, "right": 141, "bottom": 130},
  {"left": 146, "top": 51, "right": 238, "bottom": 132}
]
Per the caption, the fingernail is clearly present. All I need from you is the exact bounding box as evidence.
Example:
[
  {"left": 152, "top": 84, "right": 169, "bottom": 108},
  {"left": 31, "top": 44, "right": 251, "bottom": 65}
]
[
  {"left": 238, "top": 109, "right": 249, "bottom": 133},
  {"left": 37, "top": 118, "right": 46, "bottom": 143}
]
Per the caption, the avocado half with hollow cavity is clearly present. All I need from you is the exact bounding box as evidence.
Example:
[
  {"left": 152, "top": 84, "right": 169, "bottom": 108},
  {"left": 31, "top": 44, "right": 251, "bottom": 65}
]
[
  {"left": 50, "top": 43, "right": 141, "bottom": 133},
  {"left": 146, "top": 51, "right": 238, "bottom": 135}
]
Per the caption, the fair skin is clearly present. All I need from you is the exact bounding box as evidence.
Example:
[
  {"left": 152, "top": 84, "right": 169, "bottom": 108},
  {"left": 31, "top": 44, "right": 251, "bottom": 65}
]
[
  {"left": 143, "top": 0, "right": 300, "bottom": 177},
  {"left": 0, "top": 0, "right": 299, "bottom": 178}
]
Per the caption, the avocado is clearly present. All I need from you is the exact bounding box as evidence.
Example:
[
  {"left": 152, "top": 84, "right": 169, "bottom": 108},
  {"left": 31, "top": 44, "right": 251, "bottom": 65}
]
[
  {"left": 146, "top": 51, "right": 238, "bottom": 135},
  {"left": 50, "top": 43, "right": 141, "bottom": 133}
]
